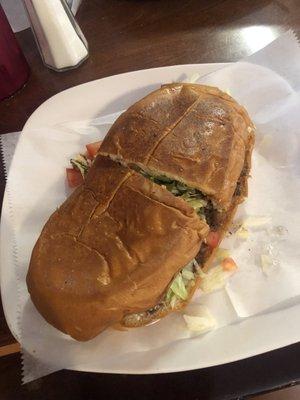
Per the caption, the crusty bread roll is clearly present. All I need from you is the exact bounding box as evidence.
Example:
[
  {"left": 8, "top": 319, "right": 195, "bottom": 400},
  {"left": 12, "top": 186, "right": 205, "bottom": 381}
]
[{"left": 27, "top": 83, "right": 254, "bottom": 340}]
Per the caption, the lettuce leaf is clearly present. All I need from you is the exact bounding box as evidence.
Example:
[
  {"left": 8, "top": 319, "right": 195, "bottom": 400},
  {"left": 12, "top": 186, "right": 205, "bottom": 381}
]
[{"left": 169, "top": 273, "right": 188, "bottom": 300}]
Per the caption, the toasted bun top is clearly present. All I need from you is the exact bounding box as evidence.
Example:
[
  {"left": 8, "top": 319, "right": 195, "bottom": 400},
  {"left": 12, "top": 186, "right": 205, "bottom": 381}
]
[
  {"left": 27, "top": 156, "right": 208, "bottom": 341},
  {"left": 100, "top": 83, "right": 255, "bottom": 209}
]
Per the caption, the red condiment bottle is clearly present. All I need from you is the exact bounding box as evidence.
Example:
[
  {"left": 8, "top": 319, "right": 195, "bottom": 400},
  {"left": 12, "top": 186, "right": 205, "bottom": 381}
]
[{"left": 0, "top": 5, "right": 30, "bottom": 101}]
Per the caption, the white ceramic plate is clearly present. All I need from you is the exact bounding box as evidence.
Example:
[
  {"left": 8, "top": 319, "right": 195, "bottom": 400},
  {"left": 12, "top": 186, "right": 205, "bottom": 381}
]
[{"left": 1, "top": 64, "right": 300, "bottom": 375}]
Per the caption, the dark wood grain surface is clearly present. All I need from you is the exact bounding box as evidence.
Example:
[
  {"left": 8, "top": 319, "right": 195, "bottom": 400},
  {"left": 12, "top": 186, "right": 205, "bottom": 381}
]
[
  {"left": 0, "top": 344, "right": 300, "bottom": 400},
  {"left": 0, "top": 0, "right": 299, "bottom": 398}
]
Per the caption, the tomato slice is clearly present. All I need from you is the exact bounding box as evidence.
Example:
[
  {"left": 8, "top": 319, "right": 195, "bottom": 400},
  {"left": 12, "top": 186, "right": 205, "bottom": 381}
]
[
  {"left": 206, "top": 231, "right": 220, "bottom": 248},
  {"left": 66, "top": 168, "right": 83, "bottom": 188},
  {"left": 86, "top": 140, "right": 102, "bottom": 159},
  {"left": 221, "top": 257, "right": 237, "bottom": 271}
]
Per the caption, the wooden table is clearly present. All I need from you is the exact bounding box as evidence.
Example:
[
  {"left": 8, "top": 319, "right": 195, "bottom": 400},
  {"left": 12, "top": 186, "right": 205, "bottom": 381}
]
[{"left": 0, "top": 0, "right": 299, "bottom": 398}]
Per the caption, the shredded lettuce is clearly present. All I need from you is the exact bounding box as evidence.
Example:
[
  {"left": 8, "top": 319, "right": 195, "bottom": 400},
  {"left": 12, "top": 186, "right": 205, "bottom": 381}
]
[
  {"left": 169, "top": 273, "right": 188, "bottom": 300},
  {"left": 183, "top": 308, "right": 217, "bottom": 333},
  {"left": 169, "top": 295, "right": 178, "bottom": 310},
  {"left": 140, "top": 171, "right": 210, "bottom": 220},
  {"left": 236, "top": 226, "right": 249, "bottom": 239},
  {"left": 199, "top": 264, "right": 236, "bottom": 293},
  {"left": 242, "top": 215, "right": 272, "bottom": 228},
  {"left": 70, "top": 154, "right": 91, "bottom": 178},
  {"left": 215, "top": 248, "right": 230, "bottom": 261},
  {"left": 164, "top": 260, "right": 198, "bottom": 308},
  {"left": 123, "top": 260, "right": 202, "bottom": 323},
  {"left": 181, "top": 269, "right": 195, "bottom": 281}
]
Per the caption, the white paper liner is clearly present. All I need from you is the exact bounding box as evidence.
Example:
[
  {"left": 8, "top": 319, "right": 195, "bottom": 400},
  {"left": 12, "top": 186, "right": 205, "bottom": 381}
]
[
  {"left": 0, "top": 132, "right": 20, "bottom": 176},
  {"left": 1, "top": 31, "right": 300, "bottom": 382},
  {"left": 0, "top": 132, "right": 22, "bottom": 343}
]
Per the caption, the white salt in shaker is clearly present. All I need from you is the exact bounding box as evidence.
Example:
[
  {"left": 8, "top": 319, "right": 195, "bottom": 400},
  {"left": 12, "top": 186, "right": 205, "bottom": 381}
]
[{"left": 23, "top": 0, "right": 88, "bottom": 72}]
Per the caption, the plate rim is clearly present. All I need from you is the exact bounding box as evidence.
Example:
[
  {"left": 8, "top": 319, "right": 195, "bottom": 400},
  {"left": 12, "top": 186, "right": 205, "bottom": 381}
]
[{"left": 1, "top": 62, "right": 300, "bottom": 375}]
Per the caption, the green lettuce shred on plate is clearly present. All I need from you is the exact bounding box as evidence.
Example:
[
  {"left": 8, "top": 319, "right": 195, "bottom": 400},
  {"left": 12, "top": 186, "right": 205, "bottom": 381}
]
[{"left": 70, "top": 154, "right": 91, "bottom": 178}]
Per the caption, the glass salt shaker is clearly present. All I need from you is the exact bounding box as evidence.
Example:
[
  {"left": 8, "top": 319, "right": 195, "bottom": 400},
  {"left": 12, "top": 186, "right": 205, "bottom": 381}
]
[{"left": 23, "top": 0, "right": 89, "bottom": 72}]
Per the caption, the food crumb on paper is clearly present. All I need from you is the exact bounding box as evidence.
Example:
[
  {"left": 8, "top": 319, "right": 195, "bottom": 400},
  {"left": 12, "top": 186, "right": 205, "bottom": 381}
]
[
  {"left": 199, "top": 257, "right": 238, "bottom": 293},
  {"left": 183, "top": 307, "right": 217, "bottom": 334}
]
